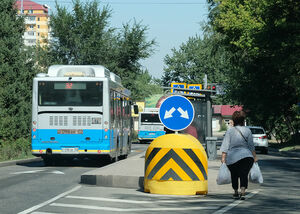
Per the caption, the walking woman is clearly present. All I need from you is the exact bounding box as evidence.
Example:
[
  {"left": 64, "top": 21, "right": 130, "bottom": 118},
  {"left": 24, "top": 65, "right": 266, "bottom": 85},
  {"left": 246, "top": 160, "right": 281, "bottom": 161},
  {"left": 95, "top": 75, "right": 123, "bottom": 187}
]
[{"left": 220, "top": 111, "right": 258, "bottom": 200}]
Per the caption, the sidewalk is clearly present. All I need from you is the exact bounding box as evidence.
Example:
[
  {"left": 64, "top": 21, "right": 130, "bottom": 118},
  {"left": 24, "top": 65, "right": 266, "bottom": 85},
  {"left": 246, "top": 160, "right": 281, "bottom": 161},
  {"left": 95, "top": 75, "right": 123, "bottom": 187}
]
[{"left": 81, "top": 150, "right": 233, "bottom": 195}]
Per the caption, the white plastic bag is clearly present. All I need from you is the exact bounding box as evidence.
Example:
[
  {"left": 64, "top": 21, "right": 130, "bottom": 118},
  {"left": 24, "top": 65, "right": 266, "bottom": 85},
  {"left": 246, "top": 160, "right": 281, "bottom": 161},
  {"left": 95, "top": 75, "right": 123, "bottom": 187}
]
[
  {"left": 249, "top": 162, "right": 263, "bottom": 184},
  {"left": 216, "top": 163, "right": 231, "bottom": 185}
]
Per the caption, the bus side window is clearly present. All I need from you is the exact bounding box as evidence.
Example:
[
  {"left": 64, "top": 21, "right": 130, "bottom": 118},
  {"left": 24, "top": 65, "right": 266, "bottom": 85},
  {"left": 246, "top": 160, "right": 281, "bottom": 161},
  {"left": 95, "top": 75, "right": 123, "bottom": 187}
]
[
  {"left": 114, "top": 92, "right": 119, "bottom": 128},
  {"left": 110, "top": 90, "right": 115, "bottom": 128}
]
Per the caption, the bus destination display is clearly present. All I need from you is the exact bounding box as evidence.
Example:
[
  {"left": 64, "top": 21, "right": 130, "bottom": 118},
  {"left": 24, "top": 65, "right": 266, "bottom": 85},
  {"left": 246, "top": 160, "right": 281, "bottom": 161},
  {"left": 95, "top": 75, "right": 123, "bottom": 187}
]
[{"left": 54, "top": 82, "right": 87, "bottom": 90}]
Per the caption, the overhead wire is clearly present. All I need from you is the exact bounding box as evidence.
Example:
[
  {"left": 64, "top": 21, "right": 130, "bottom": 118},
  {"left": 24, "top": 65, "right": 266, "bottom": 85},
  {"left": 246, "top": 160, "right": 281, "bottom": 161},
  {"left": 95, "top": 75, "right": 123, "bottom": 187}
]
[{"left": 27, "top": 0, "right": 208, "bottom": 5}]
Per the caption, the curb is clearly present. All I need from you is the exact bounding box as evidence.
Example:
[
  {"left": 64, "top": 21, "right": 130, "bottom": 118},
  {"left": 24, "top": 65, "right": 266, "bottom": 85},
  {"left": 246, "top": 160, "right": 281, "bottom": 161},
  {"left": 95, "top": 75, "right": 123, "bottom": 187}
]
[
  {"left": 0, "top": 157, "right": 42, "bottom": 168},
  {"left": 279, "top": 151, "right": 300, "bottom": 158},
  {"left": 81, "top": 153, "right": 145, "bottom": 189},
  {"left": 81, "top": 174, "right": 144, "bottom": 189},
  {"left": 269, "top": 147, "right": 300, "bottom": 158}
]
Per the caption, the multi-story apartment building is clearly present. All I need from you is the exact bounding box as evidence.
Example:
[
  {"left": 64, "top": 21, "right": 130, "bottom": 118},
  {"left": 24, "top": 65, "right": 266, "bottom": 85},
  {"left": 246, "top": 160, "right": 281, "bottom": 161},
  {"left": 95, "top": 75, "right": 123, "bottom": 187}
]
[{"left": 16, "top": 0, "right": 50, "bottom": 46}]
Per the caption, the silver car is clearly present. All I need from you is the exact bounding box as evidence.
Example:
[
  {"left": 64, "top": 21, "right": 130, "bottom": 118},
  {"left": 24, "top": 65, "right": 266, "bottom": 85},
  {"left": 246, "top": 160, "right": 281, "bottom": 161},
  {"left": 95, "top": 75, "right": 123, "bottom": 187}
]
[{"left": 248, "top": 126, "right": 269, "bottom": 154}]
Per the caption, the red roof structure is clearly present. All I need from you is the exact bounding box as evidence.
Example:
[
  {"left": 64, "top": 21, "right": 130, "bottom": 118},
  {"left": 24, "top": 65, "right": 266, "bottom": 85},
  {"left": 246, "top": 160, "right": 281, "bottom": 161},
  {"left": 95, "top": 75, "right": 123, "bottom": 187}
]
[
  {"left": 221, "top": 105, "right": 243, "bottom": 116},
  {"left": 212, "top": 105, "right": 222, "bottom": 114},
  {"left": 15, "top": 0, "right": 48, "bottom": 13},
  {"left": 213, "top": 105, "right": 243, "bottom": 116}
]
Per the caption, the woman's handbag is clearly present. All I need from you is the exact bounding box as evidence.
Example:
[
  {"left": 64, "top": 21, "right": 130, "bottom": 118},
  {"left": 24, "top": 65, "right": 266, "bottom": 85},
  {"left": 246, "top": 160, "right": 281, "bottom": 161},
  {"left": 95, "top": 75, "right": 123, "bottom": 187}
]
[
  {"left": 216, "top": 163, "right": 231, "bottom": 185},
  {"left": 249, "top": 162, "right": 263, "bottom": 184}
]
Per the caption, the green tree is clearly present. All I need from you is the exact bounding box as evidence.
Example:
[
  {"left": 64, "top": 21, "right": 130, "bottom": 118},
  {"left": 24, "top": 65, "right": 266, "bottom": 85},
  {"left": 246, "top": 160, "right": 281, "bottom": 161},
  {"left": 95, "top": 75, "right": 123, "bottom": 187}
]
[
  {"left": 0, "top": 0, "right": 36, "bottom": 140},
  {"left": 47, "top": 0, "right": 114, "bottom": 65},
  {"left": 40, "top": 0, "right": 157, "bottom": 100},
  {"left": 111, "top": 21, "right": 156, "bottom": 99},
  {"left": 162, "top": 34, "right": 229, "bottom": 86},
  {"left": 130, "top": 71, "right": 163, "bottom": 100},
  {"left": 208, "top": 0, "right": 300, "bottom": 142}
]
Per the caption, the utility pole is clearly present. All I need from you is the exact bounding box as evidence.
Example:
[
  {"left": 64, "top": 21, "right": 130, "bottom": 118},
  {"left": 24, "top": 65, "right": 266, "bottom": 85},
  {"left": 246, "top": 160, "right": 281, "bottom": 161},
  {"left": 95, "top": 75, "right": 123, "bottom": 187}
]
[
  {"left": 21, "top": 0, "right": 24, "bottom": 14},
  {"left": 203, "top": 74, "right": 207, "bottom": 89}
]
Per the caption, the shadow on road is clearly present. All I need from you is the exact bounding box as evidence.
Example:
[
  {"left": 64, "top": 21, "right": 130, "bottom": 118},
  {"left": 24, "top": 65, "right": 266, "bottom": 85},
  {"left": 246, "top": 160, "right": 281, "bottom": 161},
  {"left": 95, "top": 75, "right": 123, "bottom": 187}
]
[{"left": 17, "top": 157, "right": 114, "bottom": 168}]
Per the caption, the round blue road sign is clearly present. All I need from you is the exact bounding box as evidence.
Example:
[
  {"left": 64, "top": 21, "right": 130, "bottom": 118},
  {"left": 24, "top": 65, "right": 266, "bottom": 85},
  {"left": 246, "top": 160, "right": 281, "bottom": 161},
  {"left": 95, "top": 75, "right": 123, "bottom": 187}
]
[{"left": 159, "top": 95, "right": 195, "bottom": 131}]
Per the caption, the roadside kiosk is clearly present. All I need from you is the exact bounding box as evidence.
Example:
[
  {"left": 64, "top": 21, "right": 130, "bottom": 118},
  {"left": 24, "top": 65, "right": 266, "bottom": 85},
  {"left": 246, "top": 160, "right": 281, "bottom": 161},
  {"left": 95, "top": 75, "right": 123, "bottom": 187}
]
[
  {"left": 161, "top": 84, "right": 218, "bottom": 160},
  {"left": 144, "top": 95, "right": 208, "bottom": 195}
]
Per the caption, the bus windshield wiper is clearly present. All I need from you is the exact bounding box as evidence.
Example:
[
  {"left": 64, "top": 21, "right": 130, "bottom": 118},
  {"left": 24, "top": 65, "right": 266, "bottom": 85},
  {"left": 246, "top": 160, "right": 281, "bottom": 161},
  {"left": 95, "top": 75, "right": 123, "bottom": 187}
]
[{"left": 38, "top": 111, "right": 103, "bottom": 115}]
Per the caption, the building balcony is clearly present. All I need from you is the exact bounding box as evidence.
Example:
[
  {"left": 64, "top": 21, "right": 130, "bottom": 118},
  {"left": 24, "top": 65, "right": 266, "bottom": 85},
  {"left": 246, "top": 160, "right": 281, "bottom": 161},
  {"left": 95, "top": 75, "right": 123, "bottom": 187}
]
[
  {"left": 24, "top": 39, "right": 36, "bottom": 46},
  {"left": 25, "top": 17, "right": 36, "bottom": 25},
  {"left": 23, "top": 32, "right": 36, "bottom": 40}
]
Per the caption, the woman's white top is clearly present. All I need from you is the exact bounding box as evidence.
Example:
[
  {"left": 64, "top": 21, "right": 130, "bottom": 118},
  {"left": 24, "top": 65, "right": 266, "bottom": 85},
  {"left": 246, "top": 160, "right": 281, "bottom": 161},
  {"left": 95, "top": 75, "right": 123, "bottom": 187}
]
[{"left": 220, "top": 126, "right": 255, "bottom": 165}]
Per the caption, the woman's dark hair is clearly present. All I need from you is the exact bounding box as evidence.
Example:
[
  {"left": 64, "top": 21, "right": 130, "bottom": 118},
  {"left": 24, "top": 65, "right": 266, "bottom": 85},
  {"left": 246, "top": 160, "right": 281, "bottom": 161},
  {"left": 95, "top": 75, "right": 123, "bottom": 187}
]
[{"left": 232, "top": 111, "right": 246, "bottom": 126}]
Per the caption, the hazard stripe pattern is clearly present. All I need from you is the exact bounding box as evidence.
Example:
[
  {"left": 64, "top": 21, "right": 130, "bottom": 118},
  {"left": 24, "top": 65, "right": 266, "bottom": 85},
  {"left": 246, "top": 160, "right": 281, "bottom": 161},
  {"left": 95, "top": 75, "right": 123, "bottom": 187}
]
[{"left": 145, "top": 147, "right": 207, "bottom": 181}]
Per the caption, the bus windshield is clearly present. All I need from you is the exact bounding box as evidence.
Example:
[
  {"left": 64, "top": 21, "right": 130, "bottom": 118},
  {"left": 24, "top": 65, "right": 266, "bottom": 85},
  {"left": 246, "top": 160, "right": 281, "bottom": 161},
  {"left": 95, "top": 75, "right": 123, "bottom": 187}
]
[
  {"left": 38, "top": 81, "right": 103, "bottom": 106},
  {"left": 141, "top": 113, "right": 161, "bottom": 123}
]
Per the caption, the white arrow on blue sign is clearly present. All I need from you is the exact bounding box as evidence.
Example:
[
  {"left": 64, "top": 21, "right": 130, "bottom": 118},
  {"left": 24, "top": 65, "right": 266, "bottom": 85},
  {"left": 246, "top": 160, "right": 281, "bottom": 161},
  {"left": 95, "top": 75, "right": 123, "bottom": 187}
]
[
  {"left": 189, "top": 86, "right": 201, "bottom": 90},
  {"left": 159, "top": 95, "right": 195, "bottom": 131}
]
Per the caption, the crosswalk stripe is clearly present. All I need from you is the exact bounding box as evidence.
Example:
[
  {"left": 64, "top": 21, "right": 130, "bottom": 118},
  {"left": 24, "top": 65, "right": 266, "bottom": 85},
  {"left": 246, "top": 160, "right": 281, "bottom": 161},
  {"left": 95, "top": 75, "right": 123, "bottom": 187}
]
[
  {"left": 31, "top": 212, "right": 58, "bottom": 214},
  {"left": 51, "top": 203, "right": 219, "bottom": 211},
  {"left": 212, "top": 190, "right": 260, "bottom": 214},
  {"left": 66, "top": 195, "right": 233, "bottom": 204},
  {"left": 18, "top": 185, "right": 81, "bottom": 214}
]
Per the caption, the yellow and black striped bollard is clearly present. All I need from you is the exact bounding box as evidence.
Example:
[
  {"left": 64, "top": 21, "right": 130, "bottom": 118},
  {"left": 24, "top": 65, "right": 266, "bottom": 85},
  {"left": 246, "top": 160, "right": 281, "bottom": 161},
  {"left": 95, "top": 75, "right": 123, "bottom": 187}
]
[{"left": 144, "top": 134, "right": 208, "bottom": 195}]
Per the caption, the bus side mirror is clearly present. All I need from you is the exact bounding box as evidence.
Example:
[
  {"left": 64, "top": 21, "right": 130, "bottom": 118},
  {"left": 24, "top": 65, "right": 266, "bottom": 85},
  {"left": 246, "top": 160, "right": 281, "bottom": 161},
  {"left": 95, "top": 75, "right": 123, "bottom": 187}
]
[{"left": 133, "top": 105, "right": 139, "bottom": 114}]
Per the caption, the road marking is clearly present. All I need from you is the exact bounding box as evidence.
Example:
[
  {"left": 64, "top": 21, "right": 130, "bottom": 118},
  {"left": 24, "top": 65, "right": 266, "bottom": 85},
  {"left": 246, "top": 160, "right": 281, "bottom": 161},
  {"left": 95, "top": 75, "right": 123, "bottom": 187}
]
[
  {"left": 131, "top": 192, "right": 202, "bottom": 198},
  {"left": 18, "top": 185, "right": 81, "bottom": 214},
  {"left": 131, "top": 150, "right": 144, "bottom": 152},
  {"left": 212, "top": 190, "right": 260, "bottom": 214},
  {"left": 12, "top": 170, "right": 45, "bottom": 174},
  {"left": 67, "top": 195, "right": 232, "bottom": 204},
  {"left": 31, "top": 212, "right": 58, "bottom": 214},
  {"left": 11, "top": 170, "right": 64, "bottom": 175},
  {"left": 47, "top": 170, "right": 65, "bottom": 175},
  {"left": 290, "top": 157, "right": 300, "bottom": 160},
  {"left": 51, "top": 203, "right": 218, "bottom": 211}
]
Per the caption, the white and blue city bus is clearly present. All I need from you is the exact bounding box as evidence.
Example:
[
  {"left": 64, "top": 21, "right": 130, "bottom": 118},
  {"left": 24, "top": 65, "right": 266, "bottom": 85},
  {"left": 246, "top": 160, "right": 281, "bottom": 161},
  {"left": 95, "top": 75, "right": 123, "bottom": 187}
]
[
  {"left": 31, "top": 65, "right": 134, "bottom": 165},
  {"left": 138, "top": 108, "right": 165, "bottom": 143}
]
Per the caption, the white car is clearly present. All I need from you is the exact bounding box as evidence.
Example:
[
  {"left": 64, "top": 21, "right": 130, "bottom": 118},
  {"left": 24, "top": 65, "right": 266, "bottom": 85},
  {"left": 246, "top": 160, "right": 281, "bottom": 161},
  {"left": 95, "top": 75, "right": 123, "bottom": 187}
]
[{"left": 248, "top": 126, "right": 269, "bottom": 154}]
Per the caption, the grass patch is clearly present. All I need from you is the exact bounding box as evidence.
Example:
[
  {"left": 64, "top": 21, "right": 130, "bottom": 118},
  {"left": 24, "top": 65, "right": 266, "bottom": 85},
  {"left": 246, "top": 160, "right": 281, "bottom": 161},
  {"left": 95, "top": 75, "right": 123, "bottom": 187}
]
[
  {"left": 269, "top": 133, "right": 300, "bottom": 152},
  {"left": 0, "top": 138, "right": 33, "bottom": 162},
  {"left": 279, "top": 146, "right": 297, "bottom": 152},
  {"left": 219, "top": 121, "right": 228, "bottom": 132}
]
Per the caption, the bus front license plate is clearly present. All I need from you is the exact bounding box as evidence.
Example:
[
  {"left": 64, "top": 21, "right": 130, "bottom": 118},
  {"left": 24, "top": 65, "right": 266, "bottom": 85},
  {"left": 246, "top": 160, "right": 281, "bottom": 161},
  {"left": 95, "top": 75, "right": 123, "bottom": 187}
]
[
  {"left": 58, "top": 129, "right": 83, "bottom": 134},
  {"left": 62, "top": 148, "right": 78, "bottom": 153}
]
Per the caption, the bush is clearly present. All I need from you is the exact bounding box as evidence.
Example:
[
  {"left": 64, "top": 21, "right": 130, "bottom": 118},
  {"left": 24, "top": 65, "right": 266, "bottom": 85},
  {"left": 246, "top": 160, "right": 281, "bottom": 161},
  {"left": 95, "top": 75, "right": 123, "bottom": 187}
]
[
  {"left": 0, "top": 138, "right": 32, "bottom": 161},
  {"left": 131, "top": 130, "right": 138, "bottom": 142},
  {"left": 219, "top": 121, "right": 228, "bottom": 132}
]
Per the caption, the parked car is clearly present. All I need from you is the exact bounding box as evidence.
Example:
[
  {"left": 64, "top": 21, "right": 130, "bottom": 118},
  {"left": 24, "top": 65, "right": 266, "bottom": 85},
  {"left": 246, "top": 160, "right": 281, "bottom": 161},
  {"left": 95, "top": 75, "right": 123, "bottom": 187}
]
[{"left": 247, "top": 126, "right": 269, "bottom": 154}]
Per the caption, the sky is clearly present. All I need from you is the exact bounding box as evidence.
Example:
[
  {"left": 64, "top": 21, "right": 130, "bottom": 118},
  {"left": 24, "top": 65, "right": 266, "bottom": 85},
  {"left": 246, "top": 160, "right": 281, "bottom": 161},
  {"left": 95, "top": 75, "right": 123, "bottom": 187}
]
[{"left": 34, "top": 0, "right": 209, "bottom": 78}]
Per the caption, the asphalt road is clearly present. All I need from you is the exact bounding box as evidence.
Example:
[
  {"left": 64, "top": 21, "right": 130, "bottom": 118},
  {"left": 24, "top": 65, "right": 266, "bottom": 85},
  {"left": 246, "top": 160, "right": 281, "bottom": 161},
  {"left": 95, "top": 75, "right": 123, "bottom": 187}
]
[
  {"left": 0, "top": 143, "right": 299, "bottom": 214},
  {"left": 0, "top": 143, "right": 148, "bottom": 214}
]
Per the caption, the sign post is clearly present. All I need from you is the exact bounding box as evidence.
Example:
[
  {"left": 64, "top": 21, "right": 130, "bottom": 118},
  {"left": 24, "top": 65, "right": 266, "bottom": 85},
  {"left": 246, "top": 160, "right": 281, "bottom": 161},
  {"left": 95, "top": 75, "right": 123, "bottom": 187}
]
[{"left": 159, "top": 95, "right": 195, "bottom": 132}]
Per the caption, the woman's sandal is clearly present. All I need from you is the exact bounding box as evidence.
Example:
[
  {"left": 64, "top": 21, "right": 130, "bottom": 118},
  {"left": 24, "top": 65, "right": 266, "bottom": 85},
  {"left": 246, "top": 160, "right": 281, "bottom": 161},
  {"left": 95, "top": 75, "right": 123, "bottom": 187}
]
[
  {"left": 233, "top": 192, "right": 240, "bottom": 199},
  {"left": 240, "top": 193, "right": 246, "bottom": 200}
]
